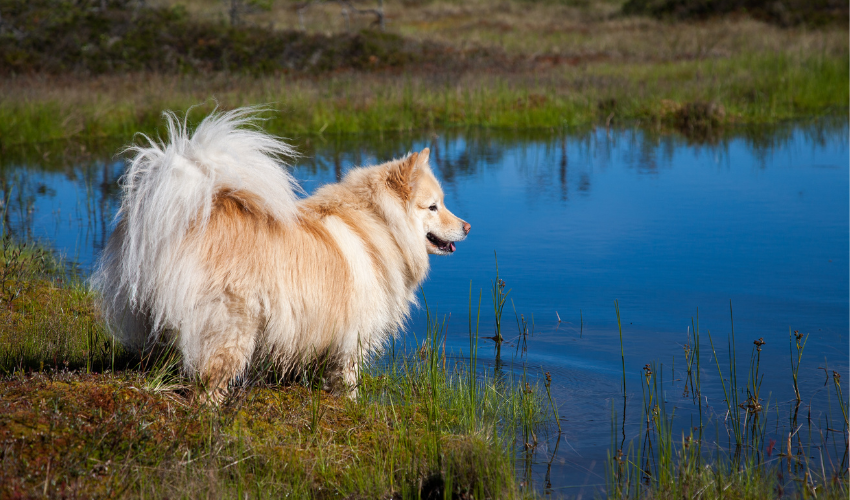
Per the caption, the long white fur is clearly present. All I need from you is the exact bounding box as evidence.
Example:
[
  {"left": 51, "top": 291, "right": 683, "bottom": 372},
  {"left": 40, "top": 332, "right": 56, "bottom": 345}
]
[{"left": 92, "top": 108, "right": 299, "bottom": 353}]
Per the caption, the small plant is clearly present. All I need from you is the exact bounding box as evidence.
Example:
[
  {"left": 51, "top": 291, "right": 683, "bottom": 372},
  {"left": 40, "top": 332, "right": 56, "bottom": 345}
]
[
  {"left": 544, "top": 371, "right": 561, "bottom": 433},
  {"left": 833, "top": 370, "right": 848, "bottom": 431},
  {"left": 641, "top": 362, "right": 675, "bottom": 487},
  {"left": 615, "top": 300, "right": 626, "bottom": 396},
  {"left": 491, "top": 252, "right": 510, "bottom": 358},
  {"left": 307, "top": 383, "right": 326, "bottom": 436},
  {"left": 0, "top": 235, "right": 47, "bottom": 309},
  {"left": 707, "top": 302, "right": 744, "bottom": 448},
  {"left": 521, "top": 376, "right": 538, "bottom": 450},
  {"left": 789, "top": 328, "right": 809, "bottom": 402},
  {"left": 468, "top": 281, "right": 482, "bottom": 424},
  {"left": 298, "top": 346, "right": 332, "bottom": 436},
  {"left": 141, "top": 340, "right": 184, "bottom": 394},
  {"left": 683, "top": 313, "right": 702, "bottom": 401},
  {"left": 512, "top": 305, "right": 533, "bottom": 358},
  {"left": 421, "top": 292, "right": 449, "bottom": 436},
  {"left": 746, "top": 337, "right": 766, "bottom": 415}
]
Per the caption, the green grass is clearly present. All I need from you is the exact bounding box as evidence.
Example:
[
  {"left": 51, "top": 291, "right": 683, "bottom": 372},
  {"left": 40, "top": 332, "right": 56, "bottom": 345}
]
[
  {"left": 0, "top": 50, "right": 846, "bottom": 149},
  {"left": 0, "top": 237, "right": 102, "bottom": 373}
]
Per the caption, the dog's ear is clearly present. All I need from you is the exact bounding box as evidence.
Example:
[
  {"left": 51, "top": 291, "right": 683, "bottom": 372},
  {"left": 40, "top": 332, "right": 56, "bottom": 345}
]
[
  {"left": 387, "top": 151, "right": 424, "bottom": 202},
  {"left": 416, "top": 148, "right": 430, "bottom": 168}
]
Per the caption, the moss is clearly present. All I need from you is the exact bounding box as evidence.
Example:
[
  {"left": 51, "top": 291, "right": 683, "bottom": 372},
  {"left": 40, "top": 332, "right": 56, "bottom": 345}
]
[{"left": 0, "top": 369, "right": 519, "bottom": 498}]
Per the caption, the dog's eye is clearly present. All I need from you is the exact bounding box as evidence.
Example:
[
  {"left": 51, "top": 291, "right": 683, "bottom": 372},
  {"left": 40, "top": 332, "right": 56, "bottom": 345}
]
[{"left": 429, "top": 204, "right": 438, "bottom": 212}]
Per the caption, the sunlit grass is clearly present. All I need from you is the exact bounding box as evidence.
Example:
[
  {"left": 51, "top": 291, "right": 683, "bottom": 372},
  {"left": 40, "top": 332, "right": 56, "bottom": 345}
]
[{"left": 1, "top": 49, "right": 846, "bottom": 149}]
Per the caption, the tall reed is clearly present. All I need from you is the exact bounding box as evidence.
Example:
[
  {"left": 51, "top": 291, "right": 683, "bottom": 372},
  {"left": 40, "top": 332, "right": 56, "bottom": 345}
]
[{"left": 789, "top": 328, "right": 808, "bottom": 402}]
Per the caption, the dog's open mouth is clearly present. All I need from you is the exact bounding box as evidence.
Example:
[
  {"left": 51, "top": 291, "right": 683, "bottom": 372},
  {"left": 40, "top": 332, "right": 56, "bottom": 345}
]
[{"left": 426, "top": 232, "right": 456, "bottom": 253}]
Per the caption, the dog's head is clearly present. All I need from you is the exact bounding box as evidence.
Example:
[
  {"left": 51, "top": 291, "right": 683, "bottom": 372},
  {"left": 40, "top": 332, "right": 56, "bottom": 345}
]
[{"left": 387, "top": 148, "right": 470, "bottom": 256}]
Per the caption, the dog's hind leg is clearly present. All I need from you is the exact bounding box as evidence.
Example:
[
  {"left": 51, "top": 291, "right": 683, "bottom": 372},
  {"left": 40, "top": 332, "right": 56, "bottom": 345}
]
[{"left": 194, "top": 291, "right": 260, "bottom": 404}]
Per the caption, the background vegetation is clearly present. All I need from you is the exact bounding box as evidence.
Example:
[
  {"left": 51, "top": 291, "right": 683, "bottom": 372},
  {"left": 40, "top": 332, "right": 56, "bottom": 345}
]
[
  {"left": 0, "top": 0, "right": 441, "bottom": 74},
  {"left": 0, "top": 0, "right": 846, "bottom": 149},
  {"left": 622, "top": 0, "right": 847, "bottom": 26}
]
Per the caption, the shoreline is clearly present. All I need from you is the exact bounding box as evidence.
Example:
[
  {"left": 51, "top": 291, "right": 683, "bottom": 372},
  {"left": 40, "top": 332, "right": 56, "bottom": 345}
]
[
  {"left": 0, "top": 246, "right": 535, "bottom": 498},
  {"left": 1, "top": 50, "right": 847, "bottom": 149}
]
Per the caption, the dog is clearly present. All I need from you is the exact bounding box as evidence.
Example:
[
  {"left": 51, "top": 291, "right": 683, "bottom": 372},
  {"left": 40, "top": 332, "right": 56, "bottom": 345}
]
[{"left": 92, "top": 108, "right": 470, "bottom": 402}]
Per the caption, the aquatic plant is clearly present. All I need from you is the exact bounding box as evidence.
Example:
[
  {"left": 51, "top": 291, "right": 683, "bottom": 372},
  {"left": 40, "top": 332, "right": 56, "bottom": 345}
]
[
  {"left": 790, "top": 328, "right": 809, "bottom": 402},
  {"left": 608, "top": 300, "right": 848, "bottom": 499}
]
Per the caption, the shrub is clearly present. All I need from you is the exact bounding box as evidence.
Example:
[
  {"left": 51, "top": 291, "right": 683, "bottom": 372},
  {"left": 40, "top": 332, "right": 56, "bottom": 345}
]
[
  {"left": 0, "top": 0, "right": 432, "bottom": 75},
  {"left": 621, "top": 0, "right": 849, "bottom": 26}
]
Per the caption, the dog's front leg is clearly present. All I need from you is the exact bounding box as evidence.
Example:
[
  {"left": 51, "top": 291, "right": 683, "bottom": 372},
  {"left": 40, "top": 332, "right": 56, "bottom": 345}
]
[{"left": 342, "top": 357, "right": 360, "bottom": 400}]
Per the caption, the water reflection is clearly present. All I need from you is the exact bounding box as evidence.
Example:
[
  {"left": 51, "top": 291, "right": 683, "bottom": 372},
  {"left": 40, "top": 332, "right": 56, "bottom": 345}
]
[{"left": 3, "top": 118, "right": 848, "bottom": 494}]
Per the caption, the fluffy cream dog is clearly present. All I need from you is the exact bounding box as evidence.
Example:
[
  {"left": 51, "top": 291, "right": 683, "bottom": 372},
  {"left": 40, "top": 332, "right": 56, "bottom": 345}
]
[{"left": 93, "top": 108, "right": 470, "bottom": 401}]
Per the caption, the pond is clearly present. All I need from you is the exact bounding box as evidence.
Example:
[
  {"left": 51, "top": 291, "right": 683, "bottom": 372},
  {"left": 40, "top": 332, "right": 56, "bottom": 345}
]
[{"left": 5, "top": 118, "right": 848, "bottom": 495}]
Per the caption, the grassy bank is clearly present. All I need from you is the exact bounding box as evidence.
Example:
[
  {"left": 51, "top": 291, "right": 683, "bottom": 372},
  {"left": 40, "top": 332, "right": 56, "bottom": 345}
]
[
  {"left": 0, "top": 241, "right": 546, "bottom": 498},
  {"left": 2, "top": 50, "right": 846, "bottom": 146},
  {"left": 1, "top": 370, "right": 532, "bottom": 498},
  {"left": 0, "top": 0, "right": 847, "bottom": 149}
]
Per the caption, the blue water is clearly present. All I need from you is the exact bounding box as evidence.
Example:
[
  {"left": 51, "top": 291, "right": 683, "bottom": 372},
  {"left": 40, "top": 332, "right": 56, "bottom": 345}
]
[{"left": 7, "top": 121, "right": 849, "bottom": 494}]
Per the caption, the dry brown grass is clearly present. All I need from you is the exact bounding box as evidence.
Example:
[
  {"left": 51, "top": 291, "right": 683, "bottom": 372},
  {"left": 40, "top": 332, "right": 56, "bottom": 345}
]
[{"left": 153, "top": 0, "right": 847, "bottom": 60}]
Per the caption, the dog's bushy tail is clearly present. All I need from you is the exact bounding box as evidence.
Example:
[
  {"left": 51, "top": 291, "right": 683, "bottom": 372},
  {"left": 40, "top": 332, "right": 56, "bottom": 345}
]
[{"left": 92, "top": 107, "right": 299, "bottom": 349}]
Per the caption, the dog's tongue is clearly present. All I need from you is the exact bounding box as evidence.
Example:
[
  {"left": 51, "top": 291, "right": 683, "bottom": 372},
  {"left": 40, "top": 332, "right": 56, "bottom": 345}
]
[{"left": 449, "top": 242, "right": 456, "bottom": 252}]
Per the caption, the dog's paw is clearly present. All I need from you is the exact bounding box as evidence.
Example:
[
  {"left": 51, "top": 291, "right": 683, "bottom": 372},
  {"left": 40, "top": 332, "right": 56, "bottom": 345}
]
[{"left": 195, "top": 386, "right": 227, "bottom": 405}]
